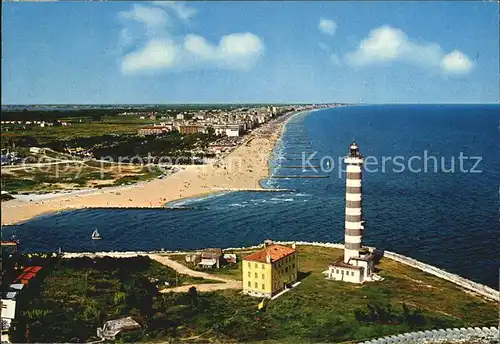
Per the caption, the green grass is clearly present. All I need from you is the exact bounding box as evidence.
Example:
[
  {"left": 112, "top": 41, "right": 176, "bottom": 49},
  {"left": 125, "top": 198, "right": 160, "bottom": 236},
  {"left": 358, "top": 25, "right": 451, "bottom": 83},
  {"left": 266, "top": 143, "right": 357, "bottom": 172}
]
[
  {"left": 8, "top": 246, "right": 497, "bottom": 343},
  {"left": 9, "top": 256, "right": 222, "bottom": 343},
  {"left": 165, "top": 246, "right": 497, "bottom": 343},
  {"left": 1, "top": 162, "right": 164, "bottom": 193},
  {"left": 2, "top": 123, "right": 142, "bottom": 144},
  {"left": 112, "top": 170, "right": 164, "bottom": 186}
]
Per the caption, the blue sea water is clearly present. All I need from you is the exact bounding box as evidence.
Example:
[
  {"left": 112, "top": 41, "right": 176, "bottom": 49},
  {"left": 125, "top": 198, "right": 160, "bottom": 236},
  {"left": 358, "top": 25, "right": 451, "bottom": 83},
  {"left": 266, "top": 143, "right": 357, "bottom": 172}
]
[{"left": 3, "top": 104, "right": 499, "bottom": 288}]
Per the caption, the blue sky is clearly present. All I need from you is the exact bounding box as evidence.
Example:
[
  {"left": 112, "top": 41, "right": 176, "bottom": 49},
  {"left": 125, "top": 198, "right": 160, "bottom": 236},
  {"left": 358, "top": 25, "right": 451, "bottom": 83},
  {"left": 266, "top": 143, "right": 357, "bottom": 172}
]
[{"left": 2, "top": 1, "right": 499, "bottom": 104}]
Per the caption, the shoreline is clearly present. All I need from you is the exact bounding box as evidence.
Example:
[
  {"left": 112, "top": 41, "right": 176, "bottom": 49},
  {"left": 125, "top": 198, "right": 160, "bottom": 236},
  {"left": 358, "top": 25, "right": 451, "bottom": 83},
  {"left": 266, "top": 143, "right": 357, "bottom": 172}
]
[{"left": 1, "top": 108, "right": 318, "bottom": 226}]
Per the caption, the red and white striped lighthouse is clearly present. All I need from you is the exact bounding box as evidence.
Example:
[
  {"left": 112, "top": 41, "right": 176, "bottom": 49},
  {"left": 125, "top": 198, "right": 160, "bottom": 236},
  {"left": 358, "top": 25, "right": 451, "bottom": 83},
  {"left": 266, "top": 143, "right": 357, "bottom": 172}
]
[{"left": 343, "top": 141, "right": 364, "bottom": 263}]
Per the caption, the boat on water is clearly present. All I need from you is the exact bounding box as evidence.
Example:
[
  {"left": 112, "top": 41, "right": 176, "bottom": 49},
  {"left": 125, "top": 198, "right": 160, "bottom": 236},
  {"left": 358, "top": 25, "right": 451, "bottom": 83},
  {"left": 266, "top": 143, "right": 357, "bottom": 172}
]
[{"left": 92, "top": 228, "right": 102, "bottom": 240}]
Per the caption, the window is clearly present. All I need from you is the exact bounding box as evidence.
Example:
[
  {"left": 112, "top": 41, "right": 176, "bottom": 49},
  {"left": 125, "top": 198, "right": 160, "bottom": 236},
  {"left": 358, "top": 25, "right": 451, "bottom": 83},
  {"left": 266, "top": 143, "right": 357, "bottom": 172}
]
[
  {"left": 292, "top": 263, "right": 295, "bottom": 269},
  {"left": 262, "top": 284, "right": 265, "bottom": 290},
  {"left": 255, "top": 282, "right": 258, "bottom": 288},
  {"left": 248, "top": 262, "right": 251, "bottom": 268},
  {"left": 352, "top": 271, "right": 355, "bottom": 276},
  {"left": 262, "top": 274, "right": 265, "bottom": 280},
  {"left": 255, "top": 272, "right": 258, "bottom": 278},
  {"left": 336, "top": 270, "right": 339, "bottom": 274},
  {"left": 285, "top": 267, "right": 288, "bottom": 273},
  {"left": 262, "top": 264, "right": 264, "bottom": 269},
  {"left": 248, "top": 272, "right": 251, "bottom": 277},
  {"left": 248, "top": 281, "right": 251, "bottom": 287},
  {"left": 255, "top": 263, "right": 258, "bottom": 268}
]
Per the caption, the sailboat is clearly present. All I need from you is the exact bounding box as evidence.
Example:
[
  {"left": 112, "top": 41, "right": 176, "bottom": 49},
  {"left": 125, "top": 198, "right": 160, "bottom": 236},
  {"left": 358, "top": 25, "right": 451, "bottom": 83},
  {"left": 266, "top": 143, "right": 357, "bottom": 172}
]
[{"left": 91, "top": 228, "right": 102, "bottom": 240}]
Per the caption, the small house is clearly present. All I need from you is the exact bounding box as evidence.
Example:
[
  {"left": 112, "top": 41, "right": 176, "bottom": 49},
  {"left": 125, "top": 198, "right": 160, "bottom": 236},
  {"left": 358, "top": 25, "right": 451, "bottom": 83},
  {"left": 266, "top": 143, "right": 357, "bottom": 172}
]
[
  {"left": 223, "top": 253, "right": 237, "bottom": 265},
  {"left": 198, "top": 248, "right": 222, "bottom": 269},
  {"left": 185, "top": 253, "right": 201, "bottom": 265}
]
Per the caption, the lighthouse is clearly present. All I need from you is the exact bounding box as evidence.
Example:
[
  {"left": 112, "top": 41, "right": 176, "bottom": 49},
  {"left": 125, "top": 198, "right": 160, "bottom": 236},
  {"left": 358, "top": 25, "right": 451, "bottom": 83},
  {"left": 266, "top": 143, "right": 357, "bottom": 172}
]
[
  {"left": 344, "top": 141, "right": 364, "bottom": 263},
  {"left": 324, "top": 141, "right": 379, "bottom": 284}
]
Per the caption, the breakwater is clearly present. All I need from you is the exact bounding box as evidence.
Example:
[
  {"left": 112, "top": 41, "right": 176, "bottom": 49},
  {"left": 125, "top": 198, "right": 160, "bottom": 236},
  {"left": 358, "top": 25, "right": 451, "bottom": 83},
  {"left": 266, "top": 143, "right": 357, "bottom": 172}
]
[
  {"left": 271, "top": 175, "right": 329, "bottom": 179},
  {"left": 382, "top": 250, "right": 500, "bottom": 302},
  {"left": 357, "top": 326, "right": 499, "bottom": 344},
  {"left": 275, "top": 165, "right": 321, "bottom": 169},
  {"left": 211, "top": 188, "right": 295, "bottom": 192},
  {"left": 60, "top": 241, "right": 499, "bottom": 302}
]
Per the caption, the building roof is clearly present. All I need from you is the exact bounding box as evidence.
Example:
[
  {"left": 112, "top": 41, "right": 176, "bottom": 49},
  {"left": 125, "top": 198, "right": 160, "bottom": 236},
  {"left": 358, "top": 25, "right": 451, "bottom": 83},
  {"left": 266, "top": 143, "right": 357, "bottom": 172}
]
[
  {"left": 349, "top": 256, "right": 373, "bottom": 262},
  {"left": 5, "top": 292, "right": 17, "bottom": 299},
  {"left": 243, "top": 244, "right": 295, "bottom": 263},
  {"left": 9, "top": 284, "right": 23, "bottom": 290},
  {"left": 329, "top": 259, "right": 363, "bottom": 270},
  {"left": 198, "top": 258, "right": 217, "bottom": 266}
]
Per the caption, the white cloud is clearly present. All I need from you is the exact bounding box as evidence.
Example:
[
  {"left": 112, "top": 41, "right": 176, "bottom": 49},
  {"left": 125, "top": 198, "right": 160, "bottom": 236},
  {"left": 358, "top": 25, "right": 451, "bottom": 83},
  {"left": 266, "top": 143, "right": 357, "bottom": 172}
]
[
  {"left": 345, "top": 25, "right": 474, "bottom": 75},
  {"left": 318, "top": 18, "right": 337, "bottom": 36},
  {"left": 119, "top": 4, "right": 169, "bottom": 29},
  {"left": 119, "top": 3, "right": 264, "bottom": 74},
  {"left": 183, "top": 32, "right": 264, "bottom": 70},
  {"left": 151, "top": 1, "right": 197, "bottom": 21},
  {"left": 441, "top": 50, "right": 474, "bottom": 74},
  {"left": 122, "top": 39, "right": 178, "bottom": 73}
]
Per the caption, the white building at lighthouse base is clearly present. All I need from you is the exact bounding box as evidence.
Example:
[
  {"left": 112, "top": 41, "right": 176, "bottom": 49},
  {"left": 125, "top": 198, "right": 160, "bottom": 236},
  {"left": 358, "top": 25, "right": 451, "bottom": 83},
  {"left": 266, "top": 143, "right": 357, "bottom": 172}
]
[{"left": 324, "top": 248, "right": 382, "bottom": 284}]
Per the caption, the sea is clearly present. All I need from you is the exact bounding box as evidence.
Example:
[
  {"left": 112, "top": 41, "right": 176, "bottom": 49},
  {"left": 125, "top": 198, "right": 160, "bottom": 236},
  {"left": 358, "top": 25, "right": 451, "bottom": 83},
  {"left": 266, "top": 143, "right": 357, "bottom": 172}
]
[{"left": 3, "top": 104, "right": 499, "bottom": 288}]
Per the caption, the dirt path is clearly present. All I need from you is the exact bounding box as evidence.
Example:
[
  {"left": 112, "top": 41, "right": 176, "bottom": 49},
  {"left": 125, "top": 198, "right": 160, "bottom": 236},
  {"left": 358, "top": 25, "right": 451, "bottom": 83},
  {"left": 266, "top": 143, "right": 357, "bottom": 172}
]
[{"left": 149, "top": 254, "right": 241, "bottom": 293}]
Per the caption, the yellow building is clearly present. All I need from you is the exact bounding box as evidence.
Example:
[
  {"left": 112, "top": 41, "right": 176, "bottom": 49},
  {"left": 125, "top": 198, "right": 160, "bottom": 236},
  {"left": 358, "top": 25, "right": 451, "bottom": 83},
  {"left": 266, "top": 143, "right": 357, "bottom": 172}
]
[{"left": 242, "top": 241, "right": 298, "bottom": 298}]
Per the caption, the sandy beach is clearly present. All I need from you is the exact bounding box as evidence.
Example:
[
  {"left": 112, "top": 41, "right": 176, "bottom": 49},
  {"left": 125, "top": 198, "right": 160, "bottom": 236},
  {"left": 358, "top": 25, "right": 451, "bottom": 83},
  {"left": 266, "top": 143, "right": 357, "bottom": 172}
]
[{"left": 1, "top": 110, "right": 306, "bottom": 226}]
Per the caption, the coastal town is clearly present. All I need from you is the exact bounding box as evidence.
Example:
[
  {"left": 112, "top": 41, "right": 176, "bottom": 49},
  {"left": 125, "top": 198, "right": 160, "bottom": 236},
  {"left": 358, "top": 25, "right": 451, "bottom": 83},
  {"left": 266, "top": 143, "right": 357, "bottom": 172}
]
[
  {"left": 0, "top": 104, "right": 335, "bottom": 225},
  {"left": 2, "top": 0, "right": 498, "bottom": 342},
  {"left": 1, "top": 104, "right": 337, "bottom": 164}
]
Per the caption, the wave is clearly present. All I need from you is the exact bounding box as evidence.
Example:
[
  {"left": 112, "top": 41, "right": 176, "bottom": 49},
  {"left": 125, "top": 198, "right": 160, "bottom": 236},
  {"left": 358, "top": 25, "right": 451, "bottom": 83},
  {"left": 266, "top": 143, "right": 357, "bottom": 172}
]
[
  {"left": 295, "top": 193, "right": 311, "bottom": 197},
  {"left": 165, "top": 191, "right": 232, "bottom": 207},
  {"left": 270, "top": 197, "right": 294, "bottom": 202},
  {"left": 229, "top": 203, "right": 246, "bottom": 208}
]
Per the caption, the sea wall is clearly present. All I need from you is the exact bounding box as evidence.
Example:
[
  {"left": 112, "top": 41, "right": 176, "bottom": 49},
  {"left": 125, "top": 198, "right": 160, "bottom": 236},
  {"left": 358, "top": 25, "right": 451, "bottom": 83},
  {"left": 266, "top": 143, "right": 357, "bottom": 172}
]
[
  {"left": 61, "top": 241, "right": 498, "bottom": 302},
  {"left": 381, "top": 250, "right": 499, "bottom": 302},
  {"left": 357, "top": 326, "right": 499, "bottom": 344}
]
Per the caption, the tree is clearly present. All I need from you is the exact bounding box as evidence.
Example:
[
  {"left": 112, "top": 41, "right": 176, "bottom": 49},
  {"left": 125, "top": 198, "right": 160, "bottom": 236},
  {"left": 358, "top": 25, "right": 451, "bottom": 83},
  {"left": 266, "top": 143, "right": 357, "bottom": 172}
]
[{"left": 188, "top": 286, "right": 198, "bottom": 308}]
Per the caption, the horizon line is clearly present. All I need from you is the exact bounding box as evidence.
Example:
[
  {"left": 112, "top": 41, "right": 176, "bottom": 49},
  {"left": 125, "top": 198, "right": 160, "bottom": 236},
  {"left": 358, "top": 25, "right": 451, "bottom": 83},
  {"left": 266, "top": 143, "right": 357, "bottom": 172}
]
[{"left": 2, "top": 102, "right": 499, "bottom": 107}]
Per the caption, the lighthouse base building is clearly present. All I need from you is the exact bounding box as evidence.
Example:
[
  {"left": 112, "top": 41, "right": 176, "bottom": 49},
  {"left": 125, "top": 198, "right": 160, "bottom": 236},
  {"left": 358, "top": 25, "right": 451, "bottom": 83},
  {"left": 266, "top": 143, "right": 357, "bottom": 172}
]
[
  {"left": 326, "top": 249, "right": 375, "bottom": 284},
  {"left": 325, "top": 142, "right": 381, "bottom": 284}
]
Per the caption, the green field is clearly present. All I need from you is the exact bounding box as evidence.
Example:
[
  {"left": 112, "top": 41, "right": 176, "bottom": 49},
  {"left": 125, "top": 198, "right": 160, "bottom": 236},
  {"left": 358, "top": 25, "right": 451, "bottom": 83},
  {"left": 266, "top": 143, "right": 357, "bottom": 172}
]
[
  {"left": 7, "top": 256, "right": 221, "bottom": 343},
  {"left": 8, "top": 246, "right": 496, "bottom": 343},
  {"left": 2, "top": 123, "right": 143, "bottom": 145},
  {"left": 1, "top": 163, "right": 165, "bottom": 194}
]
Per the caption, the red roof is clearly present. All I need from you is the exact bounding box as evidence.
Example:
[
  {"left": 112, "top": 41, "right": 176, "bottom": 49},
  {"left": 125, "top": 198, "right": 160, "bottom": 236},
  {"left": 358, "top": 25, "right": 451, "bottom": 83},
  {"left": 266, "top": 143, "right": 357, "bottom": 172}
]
[
  {"left": 14, "top": 269, "right": 39, "bottom": 283},
  {"left": 243, "top": 244, "right": 295, "bottom": 263},
  {"left": 23, "top": 266, "right": 42, "bottom": 273},
  {"left": 30, "top": 266, "right": 42, "bottom": 273}
]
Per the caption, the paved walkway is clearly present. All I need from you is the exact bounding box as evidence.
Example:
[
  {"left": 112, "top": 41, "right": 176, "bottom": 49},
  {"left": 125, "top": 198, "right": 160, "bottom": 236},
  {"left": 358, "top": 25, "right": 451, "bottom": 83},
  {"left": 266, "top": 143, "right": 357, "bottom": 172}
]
[{"left": 149, "top": 255, "right": 241, "bottom": 293}]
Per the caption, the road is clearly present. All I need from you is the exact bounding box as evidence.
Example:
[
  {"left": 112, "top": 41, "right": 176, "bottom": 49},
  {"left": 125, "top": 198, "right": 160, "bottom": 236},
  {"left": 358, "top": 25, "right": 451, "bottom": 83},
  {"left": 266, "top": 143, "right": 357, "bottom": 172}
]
[{"left": 150, "top": 254, "right": 242, "bottom": 293}]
